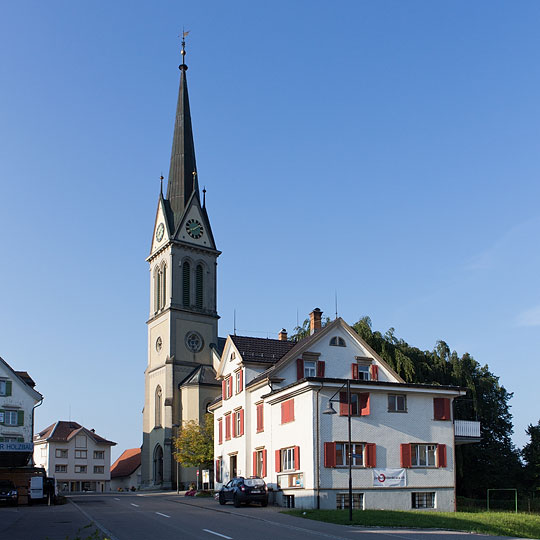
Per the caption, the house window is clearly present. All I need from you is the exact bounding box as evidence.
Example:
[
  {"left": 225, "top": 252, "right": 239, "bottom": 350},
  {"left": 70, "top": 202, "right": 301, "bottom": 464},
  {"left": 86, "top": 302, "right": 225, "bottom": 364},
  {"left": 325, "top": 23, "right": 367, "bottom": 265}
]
[
  {"left": 304, "top": 360, "right": 316, "bottom": 377},
  {"left": 357, "top": 365, "right": 370, "bottom": 380},
  {"left": 0, "top": 380, "right": 6, "bottom": 395},
  {"left": 2, "top": 411, "right": 18, "bottom": 426},
  {"left": 412, "top": 492, "right": 435, "bottom": 509},
  {"left": 75, "top": 465, "right": 87, "bottom": 474},
  {"left": 223, "top": 376, "right": 233, "bottom": 400},
  {"left": 388, "top": 394, "right": 407, "bottom": 412},
  {"left": 93, "top": 451, "right": 104, "bottom": 460},
  {"left": 411, "top": 444, "right": 437, "bottom": 467},
  {"left": 75, "top": 435, "right": 87, "bottom": 448},
  {"left": 330, "top": 336, "right": 346, "bottom": 347},
  {"left": 41, "top": 447, "right": 47, "bottom": 457},
  {"left": 215, "top": 457, "right": 223, "bottom": 483},
  {"left": 75, "top": 450, "right": 87, "bottom": 459},
  {"left": 256, "top": 403, "right": 264, "bottom": 433},
  {"left": 56, "top": 449, "right": 68, "bottom": 458},
  {"left": 339, "top": 392, "right": 370, "bottom": 416},
  {"left": 281, "top": 399, "right": 294, "bottom": 424},
  {"left": 282, "top": 447, "right": 296, "bottom": 471},
  {"left": 336, "top": 443, "right": 365, "bottom": 467},
  {"left": 235, "top": 370, "right": 243, "bottom": 394},
  {"left": 233, "top": 409, "right": 244, "bottom": 437},
  {"left": 55, "top": 465, "right": 67, "bottom": 473},
  {"left": 254, "top": 449, "right": 266, "bottom": 477},
  {"left": 337, "top": 493, "right": 363, "bottom": 509},
  {"left": 94, "top": 466, "right": 104, "bottom": 474}
]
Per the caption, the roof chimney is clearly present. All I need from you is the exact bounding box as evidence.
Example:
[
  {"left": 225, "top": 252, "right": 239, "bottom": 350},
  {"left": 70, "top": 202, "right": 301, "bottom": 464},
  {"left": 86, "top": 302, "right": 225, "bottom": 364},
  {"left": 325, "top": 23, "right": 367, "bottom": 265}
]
[
  {"left": 309, "top": 308, "right": 322, "bottom": 335},
  {"left": 278, "top": 328, "right": 288, "bottom": 341}
]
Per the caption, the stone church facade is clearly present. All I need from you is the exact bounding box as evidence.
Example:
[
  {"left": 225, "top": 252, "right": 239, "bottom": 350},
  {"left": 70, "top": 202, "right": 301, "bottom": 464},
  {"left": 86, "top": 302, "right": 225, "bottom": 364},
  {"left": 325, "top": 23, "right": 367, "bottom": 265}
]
[{"left": 141, "top": 44, "right": 222, "bottom": 489}]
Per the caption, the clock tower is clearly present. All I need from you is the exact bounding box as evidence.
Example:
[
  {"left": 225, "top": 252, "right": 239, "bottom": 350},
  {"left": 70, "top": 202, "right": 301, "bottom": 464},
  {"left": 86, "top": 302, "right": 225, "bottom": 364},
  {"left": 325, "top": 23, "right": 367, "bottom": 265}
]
[{"left": 141, "top": 42, "right": 221, "bottom": 489}]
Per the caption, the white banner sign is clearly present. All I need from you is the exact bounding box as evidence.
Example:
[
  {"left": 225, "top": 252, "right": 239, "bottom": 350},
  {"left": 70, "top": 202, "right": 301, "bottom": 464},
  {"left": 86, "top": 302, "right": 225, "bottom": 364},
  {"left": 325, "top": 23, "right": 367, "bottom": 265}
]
[{"left": 373, "top": 468, "right": 406, "bottom": 487}]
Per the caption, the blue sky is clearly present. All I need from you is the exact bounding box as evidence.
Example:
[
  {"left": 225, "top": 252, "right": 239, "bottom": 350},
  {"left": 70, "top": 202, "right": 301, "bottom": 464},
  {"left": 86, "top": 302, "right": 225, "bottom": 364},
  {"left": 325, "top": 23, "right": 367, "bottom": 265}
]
[{"left": 1, "top": 1, "right": 539, "bottom": 460}]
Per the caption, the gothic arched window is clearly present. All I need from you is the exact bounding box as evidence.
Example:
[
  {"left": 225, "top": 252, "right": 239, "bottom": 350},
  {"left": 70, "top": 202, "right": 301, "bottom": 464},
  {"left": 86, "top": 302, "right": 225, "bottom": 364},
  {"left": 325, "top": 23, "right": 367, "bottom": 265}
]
[
  {"left": 161, "top": 263, "right": 167, "bottom": 309},
  {"left": 195, "top": 264, "right": 203, "bottom": 308},
  {"left": 155, "top": 386, "right": 162, "bottom": 427},
  {"left": 182, "top": 262, "right": 190, "bottom": 307},
  {"left": 154, "top": 266, "right": 162, "bottom": 312}
]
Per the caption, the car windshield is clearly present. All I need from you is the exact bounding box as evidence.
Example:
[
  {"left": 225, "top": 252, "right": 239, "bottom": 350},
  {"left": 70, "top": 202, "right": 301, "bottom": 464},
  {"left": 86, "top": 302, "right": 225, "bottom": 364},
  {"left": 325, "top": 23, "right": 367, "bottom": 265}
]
[{"left": 244, "top": 479, "right": 265, "bottom": 487}]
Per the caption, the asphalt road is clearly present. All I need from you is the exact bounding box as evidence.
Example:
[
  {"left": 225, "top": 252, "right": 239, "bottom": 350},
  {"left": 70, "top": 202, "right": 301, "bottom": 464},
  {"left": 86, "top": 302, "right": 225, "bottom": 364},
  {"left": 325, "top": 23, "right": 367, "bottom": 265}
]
[{"left": 0, "top": 493, "right": 529, "bottom": 540}]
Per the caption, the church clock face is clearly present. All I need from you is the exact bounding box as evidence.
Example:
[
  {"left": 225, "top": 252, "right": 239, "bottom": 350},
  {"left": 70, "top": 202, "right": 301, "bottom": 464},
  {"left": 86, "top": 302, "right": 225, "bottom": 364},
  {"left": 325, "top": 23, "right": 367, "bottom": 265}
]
[
  {"left": 185, "top": 331, "right": 203, "bottom": 353},
  {"left": 156, "top": 223, "right": 165, "bottom": 242},
  {"left": 186, "top": 219, "right": 203, "bottom": 239}
]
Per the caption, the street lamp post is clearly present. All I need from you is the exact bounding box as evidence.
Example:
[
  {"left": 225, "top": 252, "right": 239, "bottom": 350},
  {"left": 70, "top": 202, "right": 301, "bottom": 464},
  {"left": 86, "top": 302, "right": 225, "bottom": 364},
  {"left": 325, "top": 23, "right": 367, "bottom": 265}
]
[
  {"left": 173, "top": 424, "right": 180, "bottom": 494},
  {"left": 323, "top": 379, "right": 353, "bottom": 521}
]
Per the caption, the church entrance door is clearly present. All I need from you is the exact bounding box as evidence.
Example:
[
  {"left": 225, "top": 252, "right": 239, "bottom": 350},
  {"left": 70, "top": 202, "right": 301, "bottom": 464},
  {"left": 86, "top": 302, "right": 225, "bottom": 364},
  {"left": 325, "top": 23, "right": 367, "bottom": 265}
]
[{"left": 153, "top": 444, "right": 163, "bottom": 485}]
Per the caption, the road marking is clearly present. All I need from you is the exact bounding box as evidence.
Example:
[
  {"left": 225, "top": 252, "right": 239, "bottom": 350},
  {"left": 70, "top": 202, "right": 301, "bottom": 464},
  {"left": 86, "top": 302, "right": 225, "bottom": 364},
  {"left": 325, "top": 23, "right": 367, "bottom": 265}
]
[
  {"left": 114, "top": 497, "right": 120, "bottom": 500},
  {"left": 68, "top": 498, "right": 120, "bottom": 540},
  {"left": 203, "top": 530, "right": 233, "bottom": 539},
  {"left": 155, "top": 511, "right": 171, "bottom": 518},
  {"left": 130, "top": 503, "right": 139, "bottom": 507}
]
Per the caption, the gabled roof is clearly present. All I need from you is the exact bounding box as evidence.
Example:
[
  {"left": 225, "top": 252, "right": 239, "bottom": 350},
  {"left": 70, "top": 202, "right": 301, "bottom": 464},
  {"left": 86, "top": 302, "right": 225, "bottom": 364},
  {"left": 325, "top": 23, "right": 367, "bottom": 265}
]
[
  {"left": 34, "top": 421, "right": 116, "bottom": 446},
  {"left": 0, "top": 356, "right": 42, "bottom": 401},
  {"left": 179, "top": 364, "right": 220, "bottom": 387},
  {"left": 230, "top": 335, "right": 296, "bottom": 364},
  {"left": 110, "top": 448, "right": 141, "bottom": 478}
]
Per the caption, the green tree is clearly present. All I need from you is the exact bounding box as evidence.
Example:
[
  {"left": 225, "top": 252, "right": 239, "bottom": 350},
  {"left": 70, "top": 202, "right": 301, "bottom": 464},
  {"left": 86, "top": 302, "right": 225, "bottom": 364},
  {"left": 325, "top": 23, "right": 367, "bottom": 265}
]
[
  {"left": 522, "top": 420, "right": 540, "bottom": 492},
  {"left": 173, "top": 413, "right": 214, "bottom": 469},
  {"left": 290, "top": 316, "right": 331, "bottom": 342}
]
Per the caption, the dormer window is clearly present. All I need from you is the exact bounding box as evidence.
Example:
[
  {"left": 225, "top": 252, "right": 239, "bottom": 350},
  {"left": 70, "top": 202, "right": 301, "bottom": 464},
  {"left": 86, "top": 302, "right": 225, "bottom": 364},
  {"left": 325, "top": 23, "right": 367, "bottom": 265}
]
[
  {"left": 357, "top": 365, "right": 370, "bottom": 380},
  {"left": 304, "top": 360, "right": 316, "bottom": 377},
  {"left": 330, "top": 336, "right": 346, "bottom": 347}
]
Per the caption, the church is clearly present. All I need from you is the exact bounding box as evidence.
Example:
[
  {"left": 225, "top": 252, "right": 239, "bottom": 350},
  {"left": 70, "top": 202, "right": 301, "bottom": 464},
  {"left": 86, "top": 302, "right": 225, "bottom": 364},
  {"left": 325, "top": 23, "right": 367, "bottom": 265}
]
[{"left": 141, "top": 41, "right": 223, "bottom": 489}]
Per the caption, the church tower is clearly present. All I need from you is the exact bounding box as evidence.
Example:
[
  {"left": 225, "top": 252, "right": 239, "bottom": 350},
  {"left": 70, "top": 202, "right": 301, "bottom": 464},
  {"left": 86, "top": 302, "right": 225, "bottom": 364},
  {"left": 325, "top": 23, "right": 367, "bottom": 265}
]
[{"left": 141, "top": 41, "right": 221, "bottom": 489}]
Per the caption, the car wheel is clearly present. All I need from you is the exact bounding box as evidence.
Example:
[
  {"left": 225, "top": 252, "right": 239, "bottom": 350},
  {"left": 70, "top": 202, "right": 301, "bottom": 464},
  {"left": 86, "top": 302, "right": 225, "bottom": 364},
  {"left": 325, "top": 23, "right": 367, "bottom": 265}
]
[
  {"left": 233, "top": 495, "right": 241, "bottom": 508},
  {"left": 218, "top": 493, "right": 225, "bottom": 505},
  {"left": 261, "top": 499, "right": 268, "bottom": 507}
]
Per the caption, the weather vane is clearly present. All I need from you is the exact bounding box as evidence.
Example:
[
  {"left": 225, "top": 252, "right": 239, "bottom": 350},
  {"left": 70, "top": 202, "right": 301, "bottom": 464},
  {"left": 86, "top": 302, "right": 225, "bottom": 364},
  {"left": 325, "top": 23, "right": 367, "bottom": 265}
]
[{"left": 179, "top": 28, "right": 190, "bottom": 70}]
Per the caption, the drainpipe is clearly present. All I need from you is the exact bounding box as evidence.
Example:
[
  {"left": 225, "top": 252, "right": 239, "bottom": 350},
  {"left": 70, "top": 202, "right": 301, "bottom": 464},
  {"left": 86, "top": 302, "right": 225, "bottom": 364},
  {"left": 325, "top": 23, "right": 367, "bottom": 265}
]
[
  {"left": 316, "top": 384, "right": 323, "bottom": 510},
  {"left": 32, "top": 398, "right": 44, "bottom": 467}
]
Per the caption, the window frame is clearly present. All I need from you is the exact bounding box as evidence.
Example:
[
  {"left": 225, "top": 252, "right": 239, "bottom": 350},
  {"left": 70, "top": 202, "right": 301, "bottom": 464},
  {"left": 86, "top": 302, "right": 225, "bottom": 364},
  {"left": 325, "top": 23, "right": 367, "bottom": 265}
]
[
  {"left": 337, "top": 492, "right": 363, "bottom": 509},
  {"left": 388, "top": 394, "right": 407, "bottom": 413},
  {"left": 411, "top": 443, "right": 437, "bottom": 468},
  {"left": 0, "top": 380, "right": 6, "bottom": 395},
  {"left": 55, "top": 464, "right": 67, "bottom": 473},
  {"left": 94, "top": 466, "right": 105, "bottom": 474},
  {"left": 56, "top": 449, "right": 68, "bottom": 459},
  {"left": 303, "top": 360, "right": 316, "bottom": 377},
  {"left": 335, "top": 442, "right": 365, "bottom": 467},
  {"left": 330, "top": 336, "right": 346, "bottom": 347},
  {"left": 74, "top": 465, "right": 87, "bottom": 474},
  {"left": 412, "top": 492, "right": 435, "bottom": 509},
  {"left": 75, "top": 449, "right": 87, "bottom": 459},
  {"left": 282, "top": 447, "right": 295, "bottom": 472},
  {"left": 93, "top": 450, "right": 104, "bottom": 460},
  {"left": 3, "top": 410, "right": 18, "bottom": 426}
]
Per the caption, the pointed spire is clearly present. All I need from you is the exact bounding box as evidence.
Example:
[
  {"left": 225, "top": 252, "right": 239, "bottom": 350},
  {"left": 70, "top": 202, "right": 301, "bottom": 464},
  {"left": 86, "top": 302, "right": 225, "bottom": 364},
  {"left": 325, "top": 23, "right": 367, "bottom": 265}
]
[{"left": 166, "top": 33, "right": 198, "bottom": 229}]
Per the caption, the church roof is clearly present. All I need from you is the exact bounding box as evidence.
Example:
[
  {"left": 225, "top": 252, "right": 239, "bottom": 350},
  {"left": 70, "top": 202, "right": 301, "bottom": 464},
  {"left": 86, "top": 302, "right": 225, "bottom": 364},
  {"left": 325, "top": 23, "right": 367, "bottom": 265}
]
[
  {"left": 165, "top": 54, "right": 198, "bottom": 232},
  {"left": 179, "top": 364, "right": 220, "bottom": 387},
  {"left": 230, "top": 335, "right": 296, "bottom": 364},
  {"left": 110, "top": 448, "right": 141, "bottom": 478}
]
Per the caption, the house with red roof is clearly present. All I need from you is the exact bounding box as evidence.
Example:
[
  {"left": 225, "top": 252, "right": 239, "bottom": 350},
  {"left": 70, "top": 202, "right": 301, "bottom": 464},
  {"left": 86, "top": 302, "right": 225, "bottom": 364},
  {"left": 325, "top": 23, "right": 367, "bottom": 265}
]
[{"left": 110, "top": 448, "right": 141, "bottom": 491}]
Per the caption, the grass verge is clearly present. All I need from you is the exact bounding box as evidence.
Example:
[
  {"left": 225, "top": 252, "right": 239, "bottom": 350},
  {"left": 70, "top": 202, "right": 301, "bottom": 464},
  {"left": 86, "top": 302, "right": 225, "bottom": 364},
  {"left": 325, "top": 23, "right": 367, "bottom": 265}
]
[{"left": 283, "top": 509, "right": 540, "bottom": 538}]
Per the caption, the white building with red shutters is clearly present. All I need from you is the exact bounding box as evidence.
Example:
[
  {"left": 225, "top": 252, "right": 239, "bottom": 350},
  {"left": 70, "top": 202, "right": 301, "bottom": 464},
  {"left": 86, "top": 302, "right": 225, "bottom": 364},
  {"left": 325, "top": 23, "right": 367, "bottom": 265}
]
[{"left": 210, "top": 309, "right": 480, "bottom": 511}]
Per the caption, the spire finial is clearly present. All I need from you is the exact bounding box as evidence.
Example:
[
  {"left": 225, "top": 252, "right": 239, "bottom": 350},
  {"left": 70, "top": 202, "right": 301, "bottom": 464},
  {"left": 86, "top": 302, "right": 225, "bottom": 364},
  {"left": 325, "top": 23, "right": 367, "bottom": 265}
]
[
  {"left": 180, "top": 28, "right": 189, "bottom": 71},
  {"left": 202, "top": 185, "right": 206, "bottom": 208},
  {"left": 160, "top": 174, "right": 164, "bottom": 195}
]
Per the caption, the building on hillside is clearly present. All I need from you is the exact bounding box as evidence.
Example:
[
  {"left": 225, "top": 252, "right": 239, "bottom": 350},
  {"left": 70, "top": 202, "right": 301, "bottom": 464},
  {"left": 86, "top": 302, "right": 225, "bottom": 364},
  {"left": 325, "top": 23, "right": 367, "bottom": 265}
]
[
  {"left": 0, "top": 356, "right": 43, "bottom": 467},
  {"left": 141, "top": 38, "right": 223, "bottom": 489},
  {"left": 210, "top": 309, "right": 481, "bottom": 511},
  {"left": 33, "top": 421, "right": 116, "bottom": 493},
  {"left": 110, "top": 448, "right": 141, "bottom": 491}
]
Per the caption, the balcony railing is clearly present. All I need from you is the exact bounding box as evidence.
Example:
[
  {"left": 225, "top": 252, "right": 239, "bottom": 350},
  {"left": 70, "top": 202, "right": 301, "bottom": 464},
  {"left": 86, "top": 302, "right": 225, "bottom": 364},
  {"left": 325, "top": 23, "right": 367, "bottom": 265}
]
[{"left": 454, "top": 419, "right": 481, "bottom": 441}]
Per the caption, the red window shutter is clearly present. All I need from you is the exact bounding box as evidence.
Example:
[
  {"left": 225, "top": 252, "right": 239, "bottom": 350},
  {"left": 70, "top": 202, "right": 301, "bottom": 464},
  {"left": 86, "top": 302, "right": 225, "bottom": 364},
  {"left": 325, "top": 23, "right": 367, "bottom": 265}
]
[
  {"left": 437, "top": 444, "right": 447, "bottom": 468},
  {"left": 370, "top": 364, "right": 379, "bottom": 381},
  {"left": 351, "top": 363, "right": 359, "bottom": 379},
  {"left": 256, "top": 403, "right": 263, "bottom": 432},
  {"left": 359, "top": 393, "right": 370, "bottom": 416},
  {"left": 400, "top": 443, "right": 412, "bottom": 468},
  {"left": 324, "top": 442, "right": 336, "bottom": 467},
  {"left": 275, "top": 450, "right": 281, "bottom": 473},
  {"left": 339, "top": 392, "right": 348, "bottom": 416},
  {"left": 281, "top": 402, "right": 286, "bottom": 423},
  {"left": 216, "top": 459, "right": 221, "bottom": 483},
  {"left": 225, "top": 415, "right": 231, "bottom": 440},
  {"left": 218, "top": 419, "right": 222, "bottom": 444},
  {"left": 228, "top": 377, "right": 233, "bottom": 398},
  {"left": 253, "top": 451, "right": 257, "bottom": 476},
  {"left": 239, "top": 409, "right": 244, "bottom": 436},
  {"left": 239, "top": 370, "right": 243, "bottom": 392},
  {"left": 434, "top": 398, "right": 450, "bottom": 420},
  {"left": 222, "top": 380, "right": 226, "bottom": 400},
  {"left": 232, "top": 413, "right": 237, "bottom": 438},
  {"left": 317, "top": 361, "right": 325, "bottom": 377},
  {"left": 289, "top": 399, "right": 294, "bottom": 422},
  {"left": 262, "top": 450, "right": 267, "bottom": 477},
  {"left": 365, "top": 443, "right": 376, "bottom": 467},
  {"left": 281, "top": 399, "right": 294, "bottom": 423},
  {"left": 294, "top": 446, "right": 300, "bottom": 470},
  {"left": 296, "top": 358, "right": 304, "bottom": 380}
]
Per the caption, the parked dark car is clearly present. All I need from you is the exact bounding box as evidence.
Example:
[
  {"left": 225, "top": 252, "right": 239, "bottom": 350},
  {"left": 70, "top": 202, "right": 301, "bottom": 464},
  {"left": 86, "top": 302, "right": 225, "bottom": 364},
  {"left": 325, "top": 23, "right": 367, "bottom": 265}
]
[
  {"left": 218, "top": 477, "right": 268, "bottom": 507},
  {"left": 0, "top": 480, "right": 18, "bottom": 506}
]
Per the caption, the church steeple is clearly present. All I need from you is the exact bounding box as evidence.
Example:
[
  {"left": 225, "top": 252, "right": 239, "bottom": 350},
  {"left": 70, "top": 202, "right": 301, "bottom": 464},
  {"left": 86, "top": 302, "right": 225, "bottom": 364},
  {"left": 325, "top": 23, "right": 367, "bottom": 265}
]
[{"left": 166, "top": 37, "right": 198, "bottom": 231}]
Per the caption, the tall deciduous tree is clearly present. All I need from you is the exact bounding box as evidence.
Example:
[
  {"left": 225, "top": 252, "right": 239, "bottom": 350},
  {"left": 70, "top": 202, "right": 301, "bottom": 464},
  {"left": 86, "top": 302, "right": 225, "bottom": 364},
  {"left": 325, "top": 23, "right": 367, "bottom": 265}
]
[
  {"left": 522, "top": 420, "right": 540, "bottom": 492},
  {"left": 173, "top": 413, "right": 214, "bottom": 469}
]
